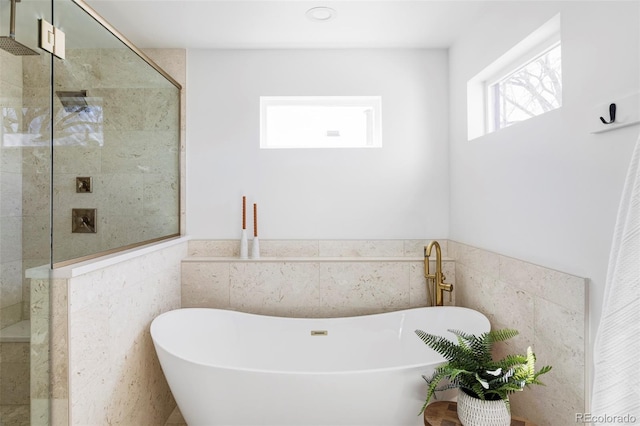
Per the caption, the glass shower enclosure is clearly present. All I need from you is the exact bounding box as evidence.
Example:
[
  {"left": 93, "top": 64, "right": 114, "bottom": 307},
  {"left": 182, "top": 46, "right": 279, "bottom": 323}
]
[{"left": 0, "top": 0, "right": 181, "bottom": 423}]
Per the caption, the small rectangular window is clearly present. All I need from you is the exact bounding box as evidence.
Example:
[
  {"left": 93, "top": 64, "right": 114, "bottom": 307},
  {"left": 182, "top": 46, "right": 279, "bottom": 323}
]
[
  {"left": 487, "top": 41, "right": 562, "bottom": 132},
  {"left": 260, "top": 96, "right": 382, "bottom": 149}
]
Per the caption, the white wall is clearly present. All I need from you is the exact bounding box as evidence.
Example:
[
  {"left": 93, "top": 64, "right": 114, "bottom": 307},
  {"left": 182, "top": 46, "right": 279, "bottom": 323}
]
[
  {"left": 187, "top": 49, "right": 449, "bottom": 239},
  {"left": 449, "top": 0, "right": 640, "bottom": 394}
]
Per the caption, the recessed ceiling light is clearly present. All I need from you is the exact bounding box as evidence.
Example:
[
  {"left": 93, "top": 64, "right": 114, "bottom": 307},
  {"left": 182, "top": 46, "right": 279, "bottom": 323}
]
[{"left": 306, "top": 7, "right": 337, "bottom": 22}]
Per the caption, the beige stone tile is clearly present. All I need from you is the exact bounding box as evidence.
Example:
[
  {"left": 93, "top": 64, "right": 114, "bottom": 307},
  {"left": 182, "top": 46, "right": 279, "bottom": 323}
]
[
  {"left": 260, "top": 240, "right": 319, "bottom": 257},
  {"left": 319, "top": 262, "right": 410, "bottom": 312},
  {"left": 52, "top": 145, "right": 102, "bottom": 175},
  {"left": 141, "top": 88, "right": 180, "bottom": 131},
  {"left": 22, "top": 171, "right": 50, "bottom": 217},
  {"left": 0, "top": 171, "right": 22, "bottom": 217},
  {"left": 1, "top": 216, "right": 22, "bottom": 263},
  {"left": 533, "top": 297, "right": 585, "bottom": 391},
  {"left": 409, "top": 261, "right": 429, "bottom": 307},
  {"left": 32, "top": 398, "right": 51, "bottom": 426},
  {"left": 0, "top": 49, "right": 23, "bottom": 87},
  {"left": 0, "top": 360, "right": 30, "bottom": 405},
  {"left": 22, "top": 216, "right": 49, "bottom": 261},
  {"left": 0, "top": 146, "right": 22, "bottom": 174},
  {"left": 230, "top": 262, "right": 320, "bottom": 314},
  {"left": 181, "top": 262, "right": 230, "bottom": 308},
  {"left": 143, "top": 173, "right": 179, "bottom": 216},
  {"left": 143, "top": 49, "right": 187, "bottom": 85},
  {"left": 448, "top": 241, "right": 500, "bottom": 278},
  {"left": 319, "top": 240, "right": 405, "bottom": 257},
  {"left": 188, "top": 239, "right": 238, "bottom": 257},
  {"left": 403, "top": 239, "right": 438, "bottom": 257},
  {"left": 0, "top": 341, "right": 29, "bottom": 362},
  {"left": 0, "top": 302, "right": 22, "bottom": 329},
  {"left": 51, "top": 397, "right": 69, "bottom": 426},
  {"left": 0, "top": 260, "right": 22, "bottom": 308},
  {"left": 0, "top": 404, "right": 29, "bottom": 426},
  {"left": 30, "top": 342, "right": 50, "bottom": 400},
  {"left": 499, "top": 255, "right": 586, "bottom": 314}
]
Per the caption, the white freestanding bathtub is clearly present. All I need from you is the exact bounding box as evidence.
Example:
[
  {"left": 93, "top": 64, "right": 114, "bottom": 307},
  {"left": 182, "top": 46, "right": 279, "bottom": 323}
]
[{"left": 151, "top": 307, "right": 490, "bottom": 426}]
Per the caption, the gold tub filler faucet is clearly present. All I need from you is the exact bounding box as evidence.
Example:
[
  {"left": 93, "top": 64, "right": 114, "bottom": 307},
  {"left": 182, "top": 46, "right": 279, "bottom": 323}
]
[{"left": 424, "top": 240, "right": 453, "bottom": 306}]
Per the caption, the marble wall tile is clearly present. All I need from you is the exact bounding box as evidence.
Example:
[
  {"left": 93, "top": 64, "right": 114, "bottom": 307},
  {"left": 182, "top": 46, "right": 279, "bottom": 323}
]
[
  {"left": 319, "top": 240, "right": 405, "bottom": 257},
  {"left": 181, "top": 262, "right": 230, "bottom": 308},
  {"left": 230, "top": 262, "right": 320, "bottom": 316}
]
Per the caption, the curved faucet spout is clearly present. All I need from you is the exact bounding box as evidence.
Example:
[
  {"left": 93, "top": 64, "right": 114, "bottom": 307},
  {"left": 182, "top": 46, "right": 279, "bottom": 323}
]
[{"left": 424, "top": 240, "right": 453, "bottom": 306}]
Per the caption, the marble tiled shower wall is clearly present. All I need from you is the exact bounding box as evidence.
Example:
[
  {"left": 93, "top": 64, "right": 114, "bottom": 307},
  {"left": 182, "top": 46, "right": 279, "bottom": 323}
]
[
  {"left": 449, "top": 241, "right": 587, "bottom": 426},
  {"left": 182, "top": 239, "right": 455, "bottom": 317},
  {"left": 0, "top": 49, "right": 25, "bottom": 328},
  {"left": 21, "top": 48, "right": 180, "bottom": 265}
]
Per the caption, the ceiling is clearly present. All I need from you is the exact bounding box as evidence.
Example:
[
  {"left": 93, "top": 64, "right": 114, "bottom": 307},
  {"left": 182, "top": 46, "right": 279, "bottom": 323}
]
[{"left": 82, "top": 0, "right": 491, "bottom": 49}]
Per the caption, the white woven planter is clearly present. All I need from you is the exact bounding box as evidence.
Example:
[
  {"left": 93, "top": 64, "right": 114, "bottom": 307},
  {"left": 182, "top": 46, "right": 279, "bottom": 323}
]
[{"left": 457, "top": 389, "right": 511, "bottom": 426}]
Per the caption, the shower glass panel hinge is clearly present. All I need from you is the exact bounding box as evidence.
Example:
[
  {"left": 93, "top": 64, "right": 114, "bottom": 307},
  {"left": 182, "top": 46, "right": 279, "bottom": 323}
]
[{"left": 38, "top": 19, "right": 65, "bottom": 59}]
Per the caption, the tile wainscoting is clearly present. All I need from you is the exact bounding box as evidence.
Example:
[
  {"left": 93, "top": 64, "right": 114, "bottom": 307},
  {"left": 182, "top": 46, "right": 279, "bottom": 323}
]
[
  {"left": 182, "top": 239, "right": 455, "bottom": 317},
  {"left": 449, "top": 241, "right": 588, "bottom": 426},
  {"left": 30, "top": 237, "right": 586, "bottom": 426}
]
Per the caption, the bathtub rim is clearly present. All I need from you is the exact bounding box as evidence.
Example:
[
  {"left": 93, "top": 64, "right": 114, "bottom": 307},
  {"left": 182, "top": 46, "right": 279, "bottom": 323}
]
[{"left": 150, "top": 306, "right": 490, "bottom": 376}]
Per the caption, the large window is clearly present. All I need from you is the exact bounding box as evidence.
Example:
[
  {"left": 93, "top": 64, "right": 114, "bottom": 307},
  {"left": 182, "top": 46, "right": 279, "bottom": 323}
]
[{"left": 260, "top": 96, "right": 382, "bottom": 149}]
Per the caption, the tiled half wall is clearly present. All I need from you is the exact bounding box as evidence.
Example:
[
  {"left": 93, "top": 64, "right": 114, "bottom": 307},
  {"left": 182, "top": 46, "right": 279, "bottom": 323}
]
[
  {"left": 30, "top": 238, "right": 188, "bottom": 426},
  {"left": 182, "top": 239, "right": 455, "bottom": 317},
  {"left": 449, "top": 241, "right": 588, "bottom": 426}
]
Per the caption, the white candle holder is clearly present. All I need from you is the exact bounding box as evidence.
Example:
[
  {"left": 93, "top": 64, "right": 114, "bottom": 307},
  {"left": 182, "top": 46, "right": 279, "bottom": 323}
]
[
  {"left": 240, "top": 229, "right": 248, "bottom": 259},
  {"left": 251, "top": 236, "right": 260, "bottom": 259}
]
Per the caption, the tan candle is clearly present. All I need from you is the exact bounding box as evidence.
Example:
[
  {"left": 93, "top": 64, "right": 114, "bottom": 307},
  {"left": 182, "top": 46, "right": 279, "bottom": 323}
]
[
  {"left": 253, "top": 203, "right": 258, "bottom": 237},
  {"left": 242, "top": 196, "right": 246, "bottom": 230}
]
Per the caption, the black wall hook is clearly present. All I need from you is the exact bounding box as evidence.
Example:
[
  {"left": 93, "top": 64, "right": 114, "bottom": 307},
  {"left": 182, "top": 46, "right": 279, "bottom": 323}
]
[{"left": 600, "top": 103, "right": 616, "bottom": 124}]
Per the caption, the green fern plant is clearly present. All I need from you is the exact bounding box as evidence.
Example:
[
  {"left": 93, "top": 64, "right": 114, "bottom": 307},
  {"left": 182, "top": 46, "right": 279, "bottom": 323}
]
[{"left": 414, "top": 328, "right": 551, "bottom": 415}]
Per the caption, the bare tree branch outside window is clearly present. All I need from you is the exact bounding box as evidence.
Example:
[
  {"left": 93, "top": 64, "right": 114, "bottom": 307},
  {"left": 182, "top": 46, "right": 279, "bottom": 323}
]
[{"left": 492, "top": 43, "right": 562, "bottom": 130}]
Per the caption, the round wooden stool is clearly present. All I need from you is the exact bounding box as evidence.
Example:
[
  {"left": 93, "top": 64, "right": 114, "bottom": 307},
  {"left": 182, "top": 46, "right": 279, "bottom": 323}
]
[{"left": 424, "top": 401, "right": 536, "bottom": 426}]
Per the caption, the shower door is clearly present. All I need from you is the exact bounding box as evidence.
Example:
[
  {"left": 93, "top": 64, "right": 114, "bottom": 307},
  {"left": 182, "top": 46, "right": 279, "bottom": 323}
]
[
  {"left": 1, "top": 0, "right": 180, "bottom": 423},
  {"left": 51, "top": 0, "right": 181, "bottom": 267},
  {"left": 0, "top": 0, "right": 53, "bottom": 424}
]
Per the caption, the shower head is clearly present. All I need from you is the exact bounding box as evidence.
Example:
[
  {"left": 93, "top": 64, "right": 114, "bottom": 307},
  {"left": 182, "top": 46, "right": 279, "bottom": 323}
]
[
  {"left": 0, "top": 36, "right": 39, "bottom": 56},
  {"left": 1, "top": 0, "right": 39, "bottom": 56},
  {"left": 56, "top": 90, "right": 89, "bottom": 113}
]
